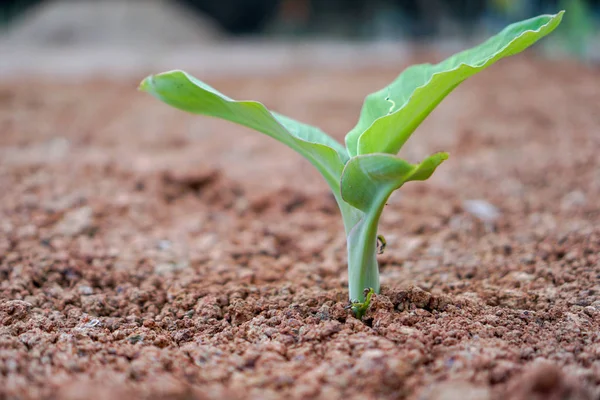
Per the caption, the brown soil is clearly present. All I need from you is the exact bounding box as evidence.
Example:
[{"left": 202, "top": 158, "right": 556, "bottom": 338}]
[{"left": 1, "top": 56, "right": 599, "bottom": 400}]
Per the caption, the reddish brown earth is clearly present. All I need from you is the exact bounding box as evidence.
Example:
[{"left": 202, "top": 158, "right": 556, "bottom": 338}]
[{"left": 1, "top": 56, "right": 599, "bottom": 400}]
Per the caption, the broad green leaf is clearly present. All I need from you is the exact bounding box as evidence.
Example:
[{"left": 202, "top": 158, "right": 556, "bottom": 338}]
[
  {"left": 340, "top": 152, "right": 448, "bottom": 212},
  {"left": 139, "top": 70, "right": 348, "bottom": 192},
  {"left": 345, "top": 12, "right": 564, "bottom": 156}
]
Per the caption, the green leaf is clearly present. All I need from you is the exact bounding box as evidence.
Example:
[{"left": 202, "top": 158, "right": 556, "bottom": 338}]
[
  {"left": 340, "top": 152, "right": 448, "bottom": 212},
  {"left": 345, "top": 12, "right": 564, "bottom": 157},
  {"left": 139, "top": 70, "right": 348, "bottom": 192}
]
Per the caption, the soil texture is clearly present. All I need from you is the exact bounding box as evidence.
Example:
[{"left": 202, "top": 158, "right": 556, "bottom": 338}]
[{"left": 1, "top": 56, "right": 600, "bottom": 399}]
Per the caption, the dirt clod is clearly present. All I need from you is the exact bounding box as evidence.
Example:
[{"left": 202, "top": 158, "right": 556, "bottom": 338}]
[{"left": 506, "top": 362, "right": 593, "bottom": 400}]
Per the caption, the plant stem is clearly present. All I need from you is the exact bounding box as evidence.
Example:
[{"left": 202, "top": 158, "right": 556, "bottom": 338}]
[{"left": 343, "top": 195, "right": 387, "bottom": 302}]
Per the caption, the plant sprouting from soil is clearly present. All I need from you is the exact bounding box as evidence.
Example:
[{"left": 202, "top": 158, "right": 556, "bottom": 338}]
[{"left": 140, "top": 13, "right": 563, "bottom": 304}]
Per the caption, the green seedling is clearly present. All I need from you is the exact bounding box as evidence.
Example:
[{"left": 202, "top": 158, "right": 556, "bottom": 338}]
[
  {"left": 350, "top": 288, "right": 375, "bottom": 320},
  {"left": 140, "top": 13, "right": 563, "bottom": 304}
]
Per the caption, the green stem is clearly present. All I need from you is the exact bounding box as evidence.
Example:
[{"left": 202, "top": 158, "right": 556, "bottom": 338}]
[{"left": 343, "top": 194, "right": 387, "bottom": 302}]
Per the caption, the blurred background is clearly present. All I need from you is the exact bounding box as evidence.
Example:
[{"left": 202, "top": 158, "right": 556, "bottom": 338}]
[
  {"left": 0, "top": 0, "right": 598, "bottom": 78},
  {"left": 1, "top": 0, "right": 599, "bottom": 38}
]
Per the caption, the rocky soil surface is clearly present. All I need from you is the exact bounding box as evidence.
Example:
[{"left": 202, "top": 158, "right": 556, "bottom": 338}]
[{"left": 1, "top": 56, "right": 599, "bottom": 399}]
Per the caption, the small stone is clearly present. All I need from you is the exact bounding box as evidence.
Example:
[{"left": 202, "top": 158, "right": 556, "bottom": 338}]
[
  {"left": 84, "top": 319, "right": 101, "bottom": 328},
  {"left": 520, "top": 347, "right": 535, "bottom": 359},
  {"left": 353, "top": 349, "right": 386, "bottom": 374},
  {"left": 6, "top": 359, "right": 18, "bottom": 373},
  {"left": 54, "top": 206, "right": 93, "bottom": 237},
  {"left": 157, "top": 240, "right": 172, "bottom": 250},
  {"left": 520, "top": 254, "right": 535, "bottom": 265},
  {"left": 16, "top": 224, "right": 37, "bottom": 239},
  {"left": 512, "top": 272, "right": 535, "bottom": 283},
  {"left": 427, "top": 244, "right": 444, "bottom": 257},
  {"left": 1, "top": 300, "right": 32, "bottom": 320},
  {"left": 583, "top": 306, "right": 596, "bottom": 317},
  {"left": 409, "top": 286, "right": 432, "bottom": 309},
  {"left": 462, "top": 199, "right": 501, "bottom": 223},
  {"left": 425, "top": 381, "right": 491, "bottom": 400},
  {"left": 153, "top": 335, "right": 171, "bottom": 348},
  {"left": 1, "top": 221, "right": 13, "bottom": 234},
  {"left": 504, "top": 361, "right": 591, "bottom": 400},
  {"left": 78, "top": 285, "right": 93, "bottom": 295},
  {"left": 127, "top": 334, "right": 144, "bottom": 344},
  {"left": 560, "top": 190, "right": 586, "bottom": 211}
]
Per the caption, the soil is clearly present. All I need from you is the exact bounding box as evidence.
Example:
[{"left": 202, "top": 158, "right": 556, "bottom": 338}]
[{"left": 1, "top": 56, "right": 599, "bottom": 400}]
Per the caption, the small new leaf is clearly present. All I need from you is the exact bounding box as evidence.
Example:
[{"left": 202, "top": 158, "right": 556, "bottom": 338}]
[
  {"left": 340, "top": 152, "right": 449, "bottom": 212},
  {"left": 351, "top": 288, "right": 375, "bottom": 319}
]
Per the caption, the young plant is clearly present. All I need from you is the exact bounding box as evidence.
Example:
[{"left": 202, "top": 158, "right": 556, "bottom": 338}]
[{"left": 139, "top": 13, "right": 563, "bottom": 303}]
